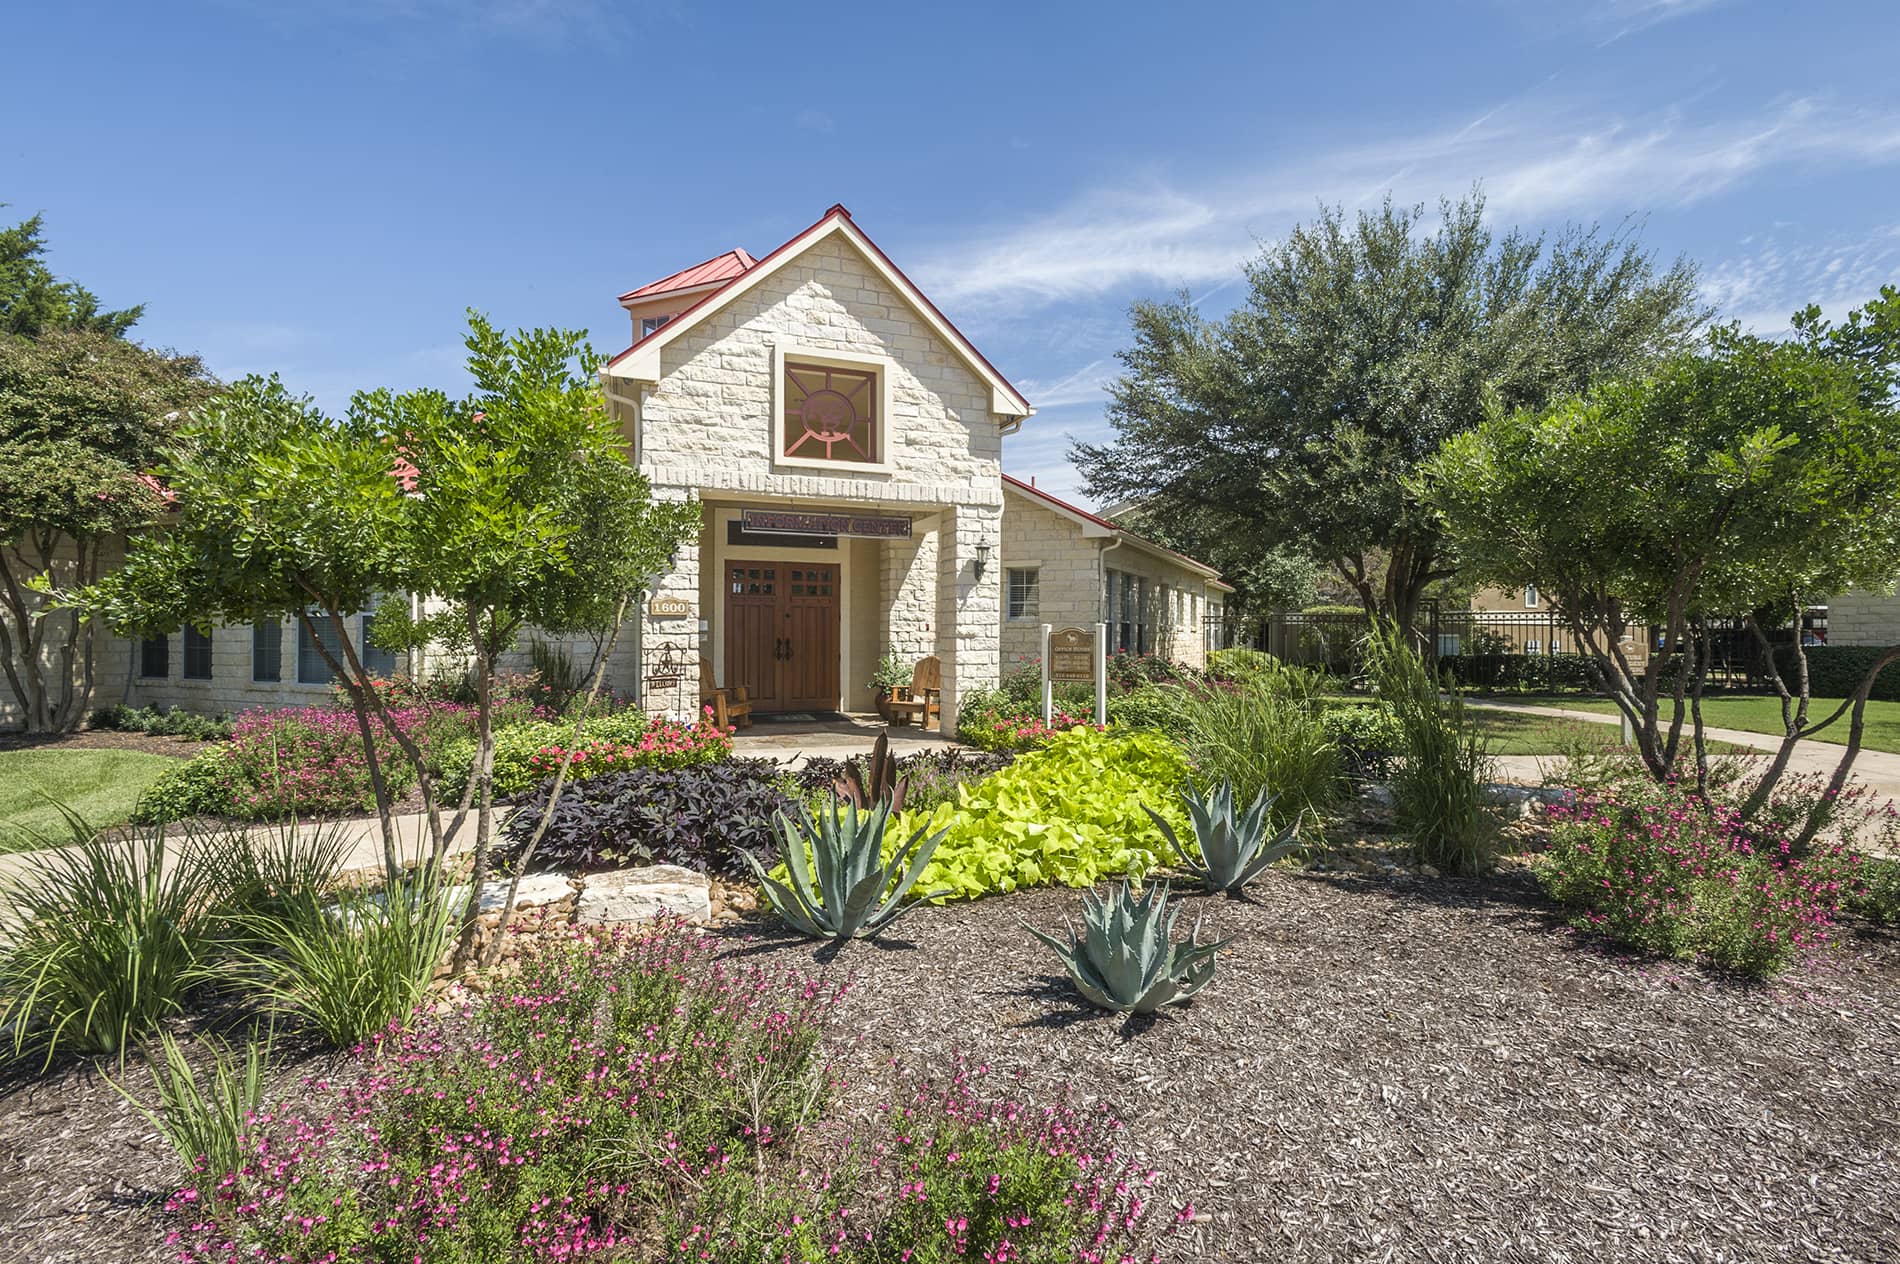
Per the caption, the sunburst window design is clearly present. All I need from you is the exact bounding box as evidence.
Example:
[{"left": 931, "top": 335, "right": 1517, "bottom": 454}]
[{"left": 783, "top": 361, "right": 878, "bottom": 464}]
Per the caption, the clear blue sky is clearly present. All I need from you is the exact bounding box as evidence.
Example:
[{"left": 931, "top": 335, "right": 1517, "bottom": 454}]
[{"left": 7, "top": 0, "right": 1897, "bottom": 503}]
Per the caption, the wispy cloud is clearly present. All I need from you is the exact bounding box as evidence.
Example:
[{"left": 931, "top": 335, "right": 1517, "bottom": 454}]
[
  {"left": 1018, "top": 357, "right": 1116, "bottom": 410},
  {"left": 1597, "top": 0, "right": 1731, "bottom": 45},
  {"left": 917, "top": 96, "right": 1900, "bottom": 310},
  {"left": 1702, "top": 222, "right": 1900, "bottom": 332}
]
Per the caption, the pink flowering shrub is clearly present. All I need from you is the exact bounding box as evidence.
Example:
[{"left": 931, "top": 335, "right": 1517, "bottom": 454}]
[
  {"left": 162, "top": 923, "right": 1167, "bottom": 1262},
  {"left": 1539, "top": 780, "right": 1871, "bottom": 977},
  {"left": 214, "top": 703, "right": 479, "bottom": 819}
]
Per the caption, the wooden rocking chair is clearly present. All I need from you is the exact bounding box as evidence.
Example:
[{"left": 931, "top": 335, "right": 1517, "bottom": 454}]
[
  {"left": 886, "top": 655, "right": 942, "bottom": 729},
  {"left": 699, "top": 661, "right": 753, "bottom": 730}
]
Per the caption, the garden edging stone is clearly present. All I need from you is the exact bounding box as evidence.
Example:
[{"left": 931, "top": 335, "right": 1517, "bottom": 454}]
[{"left": 576, "top": 863, "right": 713, "bottom": 925}]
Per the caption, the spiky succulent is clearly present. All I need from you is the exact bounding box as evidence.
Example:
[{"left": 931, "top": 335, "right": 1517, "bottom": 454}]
[
  {"left": 1146, "top": 782, "right": 1299, "bottom": 894},
  {"left": 743, "top": 796, "right": 948, "bottom": 941},
  {"left": 1028, "top": 882, "right": 1229, "bottom": 1014}
]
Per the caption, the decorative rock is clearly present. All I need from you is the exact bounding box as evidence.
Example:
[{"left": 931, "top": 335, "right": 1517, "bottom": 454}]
[
  {"left": 1419, "top": 864, "right": 1441, "bottom": 879},
  {"left": 477, "top": 872, "right": 574, "bottom": 914},
  {"left": 577, "top": 864, "right": 713, "bottom": 925}
]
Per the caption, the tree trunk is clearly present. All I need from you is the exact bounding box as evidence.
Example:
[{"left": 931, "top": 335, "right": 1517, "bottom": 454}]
[
  {"left": 452, "top": 606, "right": 498, "bottom": 971},
  {"left": 1793, "top": 646, "right": 1900, "bottom": 853},
  {"left": 296, "top": 605, "right": 402, "bottom": 881}
]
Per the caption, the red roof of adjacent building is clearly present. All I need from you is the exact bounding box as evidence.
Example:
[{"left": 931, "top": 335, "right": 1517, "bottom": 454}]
[{"left": 617, "top": 249, "right": 758, "bottom": 304}]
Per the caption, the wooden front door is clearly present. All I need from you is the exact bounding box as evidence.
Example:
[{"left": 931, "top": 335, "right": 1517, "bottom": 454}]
[{"left": 723, "top": 559, "right": 841, "bottom": 712}]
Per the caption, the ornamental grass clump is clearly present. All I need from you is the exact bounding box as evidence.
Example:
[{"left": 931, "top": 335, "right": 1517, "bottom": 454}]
[
  {"left": 117, "top": 1030, "right": 272, "bottom": 1184},
  {"left": 0, "top": 813, "right": 220, "bottom": 1062},
  {"left": 1364, "top": 620, "right": 1494, "bottom": 875},
  {"left": 1171, "top": 667, "right": 1340, "bottom": 831},
  {"left": 1145, "top": 781, "right": 1300, "bottom": 895},
  {"left": 1540, "top": 782, "right": 1864, "bottom": 977},
  {"left": 232, "top": 873, "right": 458, "bottom": 1046},
  {"left": 1030, "top": 881, "right": 1229, "bottom": 1014}
]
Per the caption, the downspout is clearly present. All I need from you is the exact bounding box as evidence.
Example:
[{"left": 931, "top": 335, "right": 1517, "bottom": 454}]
[{"left": 1098, "top": 536, "right": 1125, "bottom": 632}]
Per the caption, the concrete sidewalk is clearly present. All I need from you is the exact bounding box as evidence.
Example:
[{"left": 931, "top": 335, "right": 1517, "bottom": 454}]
[{"left": 1470, "top": 699, "right": 1900, "bottom": 798}]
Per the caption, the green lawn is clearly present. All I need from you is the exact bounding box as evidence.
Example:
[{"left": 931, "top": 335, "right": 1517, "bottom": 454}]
[
  {"left": 1491, "top": 693, "right": 1900, "bottom": 755},
  {"left": 0, "top": 748, "right": 183, "bottom": 853}
]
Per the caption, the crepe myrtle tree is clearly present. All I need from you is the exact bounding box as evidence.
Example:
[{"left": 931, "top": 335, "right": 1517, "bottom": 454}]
[
  {"left": 71, "top": 376, "right": 434, "bottom": 877},
  {"left": 357, "top": 312, "right": 698, "bottom": 963},
  {"left": 1421, "top": 289, "right": 1900, "bottom": 831},
  {"left": 1074, "top": 191, "right": 1705, "bottom": 629}
]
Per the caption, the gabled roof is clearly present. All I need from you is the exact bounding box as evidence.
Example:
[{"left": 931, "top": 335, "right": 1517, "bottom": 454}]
[
  {"left": 617, "top": 249, "right": 757, "bottom": 305},
  {"left": 1002, "top": 474, "right": 1233, "bottom": 590},
  {"left": 603, "top": 205, "right": 1032, "bottom": 420}
]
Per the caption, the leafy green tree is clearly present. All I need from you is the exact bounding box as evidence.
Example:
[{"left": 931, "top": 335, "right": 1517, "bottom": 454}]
[
  {"left": 0, "top": 330, "right": 212, "bottom": 730},
  {"left": 1422, "top": 290, "right": 1900, "bottom": 824},
  {"left": 1074, "top": 192, "right": 1705, "bottom": 628},
  {"left": 1, "top": 209, "right": 143, "bottom": 337},
  {"left": 356, "top": 312, "right": 697, "bottom": 960},
  {"left": 75, "top": 377, "right": 423, "bottom": 873}
]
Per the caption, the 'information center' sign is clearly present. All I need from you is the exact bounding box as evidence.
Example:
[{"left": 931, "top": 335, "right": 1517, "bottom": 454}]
[{"left": 741, "top": 508, "right": 913, "bottom": 540}]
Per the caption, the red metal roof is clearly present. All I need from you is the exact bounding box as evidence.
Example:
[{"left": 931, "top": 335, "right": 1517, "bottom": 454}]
[{"left": 617, "top": 249, "right": 758, "bottom": 304}]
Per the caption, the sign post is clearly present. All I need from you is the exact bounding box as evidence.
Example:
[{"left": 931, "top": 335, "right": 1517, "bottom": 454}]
[
  {"left": 1093, "top": 622, "right": 1108, "bottom": 727},
  {"left": 1039, "top": 623, "right": 1053, "bottom": 725},
  {"left": 1046, "top": 625, "right": 1097, "bottom": 727}
]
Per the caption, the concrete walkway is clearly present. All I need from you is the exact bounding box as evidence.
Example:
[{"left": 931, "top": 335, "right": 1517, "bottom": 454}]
[{"left": 1469, "top": 699, "right": 1900, "bottom": 798}]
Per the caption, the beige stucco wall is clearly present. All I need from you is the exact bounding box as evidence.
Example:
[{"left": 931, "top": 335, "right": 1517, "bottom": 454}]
[{"left": 1829, "top": 587, "right": 1900, "bottom": 647}]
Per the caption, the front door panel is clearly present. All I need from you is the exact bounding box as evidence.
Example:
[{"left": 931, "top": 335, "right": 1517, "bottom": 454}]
[
  {"left": 723, "top": 558, "right": 841, "bottom": 713},
  {"left": 782, "top": 564, "right": 841, "bottom": 710},
  {"left": 724, "top": 563, "right": 782, "bottom": 711}
]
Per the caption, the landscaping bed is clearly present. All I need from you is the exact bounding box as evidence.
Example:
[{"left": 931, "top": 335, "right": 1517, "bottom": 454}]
[{"left": 3, "top": 869, "right": 1896, "bottom": 1262}]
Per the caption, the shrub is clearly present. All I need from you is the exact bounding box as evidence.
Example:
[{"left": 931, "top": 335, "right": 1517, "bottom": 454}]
[
  {"left": 1205, "top": 646, "right": 1275, "bottom": 681},
  {"left": 1365, "top": 622, "right": 1494, "bottom": 875},
  {"left": 217, "top": 705, "right": 451, "bottom": 819},
  {"left": 899, "top": 726, "right": 1192, "bottom": 900},
  {"left": 161, "top": 925, "right": 1162, "bottom": 1262},
  {"left": 1440, "top": 650, "right": 1600, "bottom": 693},
  {"left": 91, "top": 703, "right": 236, "bottom": 741},
  {"left": 1769, "top": 644, "right": 1900, "bottom": 703},
  {"left": 438, "top": 708, "right": 728, "bottom": 799},
  {"left": 1108, "top": 684, "right": 1194, "bottom": 737},
  {"left": 233, "top": 874, "right": 457, "bottom": 1047},
  {"left": 1540, "top": 783, "right": 1862, "bottom": 976},
  {"left": 1849, "top": 855, "right": 1900, "bottom": 926},
  {"left": 499, "top": 758, "right": 793, "bottom": 877},
  {"left": 1173, "top": 668, "right": 1340, "bottom": 830},
  {"left": 134, "top": 747, "right": 237, "bottom": 823},
  {"left": 1319, "top": 701, "right": 1404, "bottom": 781},
  {"left": 0, "top": 818, "right": 219, "bottom": 1061}
]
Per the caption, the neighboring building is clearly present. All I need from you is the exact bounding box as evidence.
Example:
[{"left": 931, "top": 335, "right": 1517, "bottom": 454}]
[
  {"left": 5, "top": 205, "right": 1231, "bottom": 732},
  {"left": 999, "top": 475, "right": 1231, "bottom": 673},
  {"left": 1457, "top": 584, "right": 1647, "bottom": 664},
  {"left": 1827, "top": 588, "right": 1900, "bottom": 647}
]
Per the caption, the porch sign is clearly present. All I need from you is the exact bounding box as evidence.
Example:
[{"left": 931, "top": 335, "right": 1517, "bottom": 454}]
[
  {"left": 741, "top": 508, "right": 913, "bottom": 540},
  {"left": 1041, "top": 624, "right": 1108, "bottom": 727}
]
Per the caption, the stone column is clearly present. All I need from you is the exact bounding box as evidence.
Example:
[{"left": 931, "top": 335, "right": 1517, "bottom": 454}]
[
  {"left": 934, "top": 501, "right": 1002, "bottom": 738},
  {"left": 641, "top": 488, "right": 702, "bottom": 721},
  {"left": 881, "top": 513, "right": 939, "bottom": 664}
]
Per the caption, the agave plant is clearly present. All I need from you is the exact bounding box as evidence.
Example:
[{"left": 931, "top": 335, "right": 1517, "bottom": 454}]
[
  {"left": 1028, "top": 882, "right": 1230, "bottom": 1014},
  {"left": 1145, "top": 781, "right": 1300, "bottom": 894},
  {"left": 743, "top": 797, "right": 948, "bottom": 941}
]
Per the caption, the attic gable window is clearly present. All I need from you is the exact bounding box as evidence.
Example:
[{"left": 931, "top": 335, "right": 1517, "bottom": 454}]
[{"left": 783, "top": 360, "right": 879, "bottom": 465}]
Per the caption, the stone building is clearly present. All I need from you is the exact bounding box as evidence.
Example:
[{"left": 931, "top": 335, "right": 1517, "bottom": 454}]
[{"left": 5, "top": 206, "right": 1230, "bottom": 733}]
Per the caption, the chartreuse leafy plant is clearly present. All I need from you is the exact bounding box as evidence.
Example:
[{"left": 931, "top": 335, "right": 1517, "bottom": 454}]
[
  {"left": 1146, "top": 781, "right": 1300, "bottom": 894},
  {"left": 746, "top": 797, "right": 950, "bottom": 941},
  {"left": 1030, "top": 881, "right": 1230, "bottom": 1014},
  {"left": 896, "top": 726, "right": 1191, "bottom": 901}
]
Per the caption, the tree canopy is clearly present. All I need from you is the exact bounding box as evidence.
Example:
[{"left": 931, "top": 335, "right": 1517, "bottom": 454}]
[
  {"left": 0, "top": 209, "right": 143, "bottom": 338},
  {"left": 1421, "top": 289, "right": 1900, "bottom": 803},
  {"left": 1074, "top": 191, "right": 1706, "bottom": 625}
]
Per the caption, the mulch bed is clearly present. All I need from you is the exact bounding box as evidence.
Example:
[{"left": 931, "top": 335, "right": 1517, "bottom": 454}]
[
  {"left": 0, "top": 729, "right": 207, "bottom": 757},
  {"left": 2, "top": 870, "right": 1896, "bottom": 1262}
]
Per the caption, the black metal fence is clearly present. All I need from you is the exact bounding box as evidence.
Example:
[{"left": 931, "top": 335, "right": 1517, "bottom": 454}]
[{"left": 1261, "top": 603, "right": 1826, "bottom": 693}]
